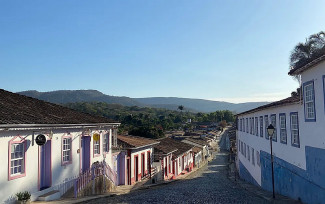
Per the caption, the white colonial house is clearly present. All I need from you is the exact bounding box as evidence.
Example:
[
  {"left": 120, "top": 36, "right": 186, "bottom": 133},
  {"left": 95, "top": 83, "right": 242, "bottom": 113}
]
[
  {"left": 0, "top": 89, "right": 120, "bottom": 203},
  {"left": 236, "top": 55, "right": 325, "bottom": 204},
  {"left": 182, "top": 138, "right": 210, "bottom": 160}
]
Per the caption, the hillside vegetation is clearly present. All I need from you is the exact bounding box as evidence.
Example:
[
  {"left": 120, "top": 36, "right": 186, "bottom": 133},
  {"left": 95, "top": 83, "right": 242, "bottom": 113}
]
[{"left": 65, "top": 102, "right": 235, "bottom": 138}]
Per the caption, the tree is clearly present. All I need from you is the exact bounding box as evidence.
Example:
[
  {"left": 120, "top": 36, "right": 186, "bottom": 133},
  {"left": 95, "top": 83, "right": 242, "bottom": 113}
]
[
  {"left": 178, "top": 105, "right": 184, "bottom": 112},
  {"left": 219, "top": 120, "right": 227, "bottom": 131},
  {"left": 290, "top": 31, "right": 325, "bottom": 80}
]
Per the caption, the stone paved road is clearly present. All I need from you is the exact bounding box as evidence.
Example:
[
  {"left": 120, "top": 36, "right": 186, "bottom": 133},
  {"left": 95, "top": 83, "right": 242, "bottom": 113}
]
[{"left": 80, "top": 151, "right": 268, "bottom": 204}]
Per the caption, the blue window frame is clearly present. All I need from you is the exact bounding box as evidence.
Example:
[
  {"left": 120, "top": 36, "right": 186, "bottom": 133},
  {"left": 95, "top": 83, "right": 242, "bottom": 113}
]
[
  {"left": 279, "top": 113, "right": 287, "bottom": 144},
  {"left": 290, "top": 112, "right": 300, "bottom": 148},
  {"left": 252, "top": 148, "right": 255, "bottom": 166},
  {"left": 249, "top": 118, "right": 252, "bottom": 134},
  {"left": 247, "top": 145, "right": 250, "bottom": 161},
  {"left": 303, "top": 80, "right": 316, "bottom": 122},
  {"left": 241, "top": 118, "right": 245, "bottom": 132},
  {"left": 246, "top": 118, "right": 248, "bottom": 133},
  {"left": 251, "top": 117, "right": 253, "bottom": 135},
  {"left": 270, "top": 114, "right": 277, "bottom": 142},
  {"left": 259, "top": 116, "right": 263, "bottom": 137},
  {"left": 244, "top": 143, "right": 246, "bottom": 157},
  {"left": 240, "top": 119, "right": 242, "bottom": 131},
  {"left": 240, "top": 141, "right": 244, "bottom": 155},
  {"left": 264, "top": 115, "right": 269, "bottom": 140},
  {"left": 255, "top": 117, "right": 258, "bottom": 136},
  {"left": 323, "top": 75, "right": 325, "bottom": 114}
]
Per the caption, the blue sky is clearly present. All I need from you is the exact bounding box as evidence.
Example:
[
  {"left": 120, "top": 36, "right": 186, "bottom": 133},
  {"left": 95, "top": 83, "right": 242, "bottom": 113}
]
[{"left": 1, "top": 1, "right": 325, "bottom": 103}]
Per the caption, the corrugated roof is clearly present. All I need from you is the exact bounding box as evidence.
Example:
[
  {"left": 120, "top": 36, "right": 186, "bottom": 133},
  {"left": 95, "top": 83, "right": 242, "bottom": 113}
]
[
  {"left": 0, "top": 89, "right": 115, "bottom": 124},
  {"left": 117, "top": 135, "right": 159, "bottom": 149}
]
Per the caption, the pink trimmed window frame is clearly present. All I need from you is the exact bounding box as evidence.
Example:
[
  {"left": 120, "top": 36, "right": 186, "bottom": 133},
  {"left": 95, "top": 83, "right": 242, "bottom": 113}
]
[
  {"left": 61, "top": 134, "right": 72, "bottom": 166},
  {"left": 93, "top": 133, "right": 101, "bottom": 158},
  {"left": 8, "top": 135, "right": 27, "bottom": 181}
]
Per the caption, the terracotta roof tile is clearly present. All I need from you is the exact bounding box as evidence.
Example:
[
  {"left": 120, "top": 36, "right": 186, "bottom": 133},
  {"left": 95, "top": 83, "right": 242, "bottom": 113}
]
[
  {"left": 184, "top": 138, "right": 209, "bottom": 146},
  {"left": 288, "top": 55, "right": 325, "bottom": 76},
  {"left": 0, "top": 89, "right": 115, "bottom": 124},
  {"left": 154, "top": 143, "right": 178, "bottom": 155},
  {"left": 117, "top": 135, "right": 159, "bottom": 149},
  {"left": 157, "top": 138, "right": 194, "bottom": 156},
  {"left": 236, "top": 95, "right": 301, "bottom": 116},
  {"left": 192, "top": 146, "right": 202, "bottom": 154}
]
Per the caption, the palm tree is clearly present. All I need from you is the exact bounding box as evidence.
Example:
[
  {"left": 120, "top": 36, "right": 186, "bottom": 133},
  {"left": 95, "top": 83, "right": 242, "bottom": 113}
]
[
  {"left": 290, "top": 31, "right": 325, "bottom": 71},
  {"left": 289, "top": 31, "right": 325, "bottom": 81}
]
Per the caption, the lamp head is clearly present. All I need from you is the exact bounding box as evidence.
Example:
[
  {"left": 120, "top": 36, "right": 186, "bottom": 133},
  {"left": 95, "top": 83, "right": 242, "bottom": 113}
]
[{"left": 267, "top": 124, "right": 275, "bottom": 137}]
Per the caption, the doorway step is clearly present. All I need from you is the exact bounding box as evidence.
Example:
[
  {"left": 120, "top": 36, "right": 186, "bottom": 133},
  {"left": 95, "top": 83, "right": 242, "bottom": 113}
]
[{"left": 37, "top": 190, "right": 60, "bottom": 201}]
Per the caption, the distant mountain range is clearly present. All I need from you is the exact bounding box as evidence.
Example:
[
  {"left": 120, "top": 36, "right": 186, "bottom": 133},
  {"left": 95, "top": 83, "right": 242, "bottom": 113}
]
[{"left": 17, "top": 90, "right": 270, "bottom": 113}]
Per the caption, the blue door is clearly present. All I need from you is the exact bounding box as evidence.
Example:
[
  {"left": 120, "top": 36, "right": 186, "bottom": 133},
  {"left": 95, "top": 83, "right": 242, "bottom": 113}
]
[
  {"left": 82, "top": 137, "right": 91, "bottom": 173},
  {"left": 40, "top": 140, "right": 51, "bottom": 190}
]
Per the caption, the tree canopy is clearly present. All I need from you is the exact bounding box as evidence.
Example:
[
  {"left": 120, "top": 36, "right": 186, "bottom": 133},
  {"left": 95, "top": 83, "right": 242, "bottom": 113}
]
[
  {"left": 290, "top": 31, "right": 325, "bottom": 74},
  {"left": 65, "top": 102, "right": 235, "bottom": 139}
]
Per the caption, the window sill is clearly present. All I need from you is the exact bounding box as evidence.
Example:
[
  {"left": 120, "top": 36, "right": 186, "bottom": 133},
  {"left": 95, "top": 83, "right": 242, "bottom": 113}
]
[
  {"left": 93, "top": 154, "right": 101, "bottom": 158},
  {"left": 9, "top": 173, "right": 26, "bottom": 181},
  {"left": 61, "top": 161, "right": 72, "bottom": 166}
]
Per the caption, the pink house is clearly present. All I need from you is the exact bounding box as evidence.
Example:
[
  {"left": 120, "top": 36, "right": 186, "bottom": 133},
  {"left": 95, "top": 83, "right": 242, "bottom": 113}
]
[{"left": 116, "top": 135, "right": 159, "bottom": 185}]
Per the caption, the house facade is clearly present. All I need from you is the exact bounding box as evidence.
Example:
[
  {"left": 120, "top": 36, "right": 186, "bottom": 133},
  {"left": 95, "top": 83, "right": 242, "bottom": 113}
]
[
  {"left": 182, "top": 138, "right": 210, "bottom": 160},
  {"left": 153, "top": 138, "right": 194, "bottom": 180},
  {"left": 116, "top": 135, "right": 159, "bottom": 185},
  {"left": 192, "top": 146, "right": 203, "bottom": 168},
  {"left": 236, "top": 55, "right": 325, "bottom": 203},
  {"left": 0, "top": 89, "right": 119, "bottom": 203},
  {"left": 153, "top": 140, "right": 178, "bottom": 181}
]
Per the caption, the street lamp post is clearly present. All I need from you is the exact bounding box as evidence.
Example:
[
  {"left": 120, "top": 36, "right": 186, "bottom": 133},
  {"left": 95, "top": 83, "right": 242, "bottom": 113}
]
[{"left": 267, "top": 124, "right": 275, "bottom": 199}]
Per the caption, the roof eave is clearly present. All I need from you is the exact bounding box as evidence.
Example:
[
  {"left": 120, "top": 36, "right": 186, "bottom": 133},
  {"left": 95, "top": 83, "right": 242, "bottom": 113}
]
[
  {"left": 0, "top": 123, "right": 121, "bottom": 130},
  {"left": 288, "top": 55, "right": 325, "bottom": 76},
  {"left": 125, "top": 141, "right": 161, "bottom": 150},
  {"left": 236, "top": 101, "right": 300, "bottom": 117}
]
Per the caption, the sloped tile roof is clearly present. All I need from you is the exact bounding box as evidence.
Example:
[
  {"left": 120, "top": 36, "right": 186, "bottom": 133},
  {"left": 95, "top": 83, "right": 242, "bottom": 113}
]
[
  {"left": 117, "top": 135, "right": 159, "bottom": 149},
  {"left": 192, "top": 146, "right": 202, "bottom": 154},
  {"left": 157, "top": 138, "right": 194, "bottom": 157},
  {"left": 0, "top": 89, "right": 115, "bottom": 124},
  {"left": 236, "top": 95, "right": 301, "bottom": 116},
  {"left": 288, "top": 55, "right": 325, "bottom": 76},
  {"left": 184, "top": 138, "right": 209, "bottom": 146},
  {"left": 154, "top": 142, "right": 178, "bottom": 155}
]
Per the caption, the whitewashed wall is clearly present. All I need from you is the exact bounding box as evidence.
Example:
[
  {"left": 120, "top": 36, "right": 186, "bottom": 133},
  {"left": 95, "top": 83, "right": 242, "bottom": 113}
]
[
  {"left": 175, "top": 150, "right": 193, "bottom": 176},
  {"left": 130, "top": 147, "right": 153, "bottom": 179},
  {"left": 299, "top": 60, "right": 325, "bottom": 151},
  {"left": 237, "top": 103, "right": 303, "bottom": 185},
  {"left": 0, "top": 127, "right": 113, "bottom": 203}
]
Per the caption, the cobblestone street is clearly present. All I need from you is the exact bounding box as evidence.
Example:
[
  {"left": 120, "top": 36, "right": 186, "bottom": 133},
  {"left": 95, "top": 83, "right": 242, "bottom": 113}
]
[{"left": 79, "top": 150, "right": 268, "bottom": 204}]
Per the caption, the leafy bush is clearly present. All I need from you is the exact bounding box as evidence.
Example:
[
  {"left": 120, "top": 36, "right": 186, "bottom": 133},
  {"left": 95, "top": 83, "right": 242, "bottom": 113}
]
[{"left": 16, "top": 191, "right": 31, "bottom": 201}]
